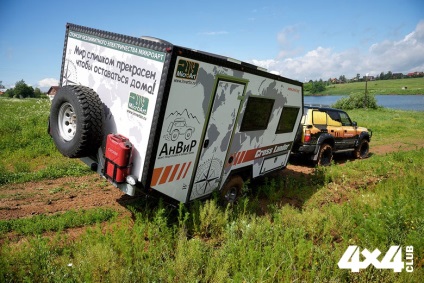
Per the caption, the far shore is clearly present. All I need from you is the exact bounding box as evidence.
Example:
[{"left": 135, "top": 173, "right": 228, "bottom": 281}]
[
  {"left": 305, "top": 92, "right": 424, "bottom": 96},
  {"left": 305, "top": 77, "right": 423, "bottom": 96}
]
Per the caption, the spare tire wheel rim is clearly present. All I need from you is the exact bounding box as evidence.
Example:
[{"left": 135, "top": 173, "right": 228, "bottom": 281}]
[{"left": 58, "top": 102, "right": 77, "bottom": 141}]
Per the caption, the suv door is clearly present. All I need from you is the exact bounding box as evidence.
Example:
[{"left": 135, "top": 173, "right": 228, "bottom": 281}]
[
  {"left": 325, "top": 110, "right": 344, "bottom": 149},
  {"left": 339, "top": 111, "right": 358, "bottom": 148}
]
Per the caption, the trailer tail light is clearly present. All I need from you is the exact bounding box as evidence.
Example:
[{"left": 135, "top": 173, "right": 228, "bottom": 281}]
[
  {"left": 304, "top": 130, "right": 311, "bottom": 142},
  {"left": 104, "top": 134, "right": 132, "bottom": 183}
]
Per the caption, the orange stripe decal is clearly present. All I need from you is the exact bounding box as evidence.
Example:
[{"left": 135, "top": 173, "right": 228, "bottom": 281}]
[
  {"left": 168, "top": 164, "right": 180, "bottom": 182},
  {"left": 151, "top": 167, "right": 163, "bottom": 187},
  {"left": 177, "top": 163, "right": 187, "bottom": 180},
  {"left": 182, "top": 162, "right": 192, "bottom": 178},
  {"left": 240, "top": 151, "right": 247, "bottom": 163},
  {"left": 235, "top": 151, "right": 242, "bottom": 165},
  {"left": 242, "top": 148, "right": 257, "bottom": 163},
  {"left": 159, "top": 165, "right": 173, "bottom": 185}
]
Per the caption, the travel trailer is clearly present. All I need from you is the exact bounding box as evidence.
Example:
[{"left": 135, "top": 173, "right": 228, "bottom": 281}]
[{"left": 49, "top": 23, "right": 303, "bottom": 204}]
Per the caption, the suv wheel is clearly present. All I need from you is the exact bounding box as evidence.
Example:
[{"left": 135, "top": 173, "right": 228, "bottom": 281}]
[
  {"left": 317, "top": 144, "right": 333, "bottom": 166},
  {"left": 354, "top": 139, "right": 369, "bottom": 159}
]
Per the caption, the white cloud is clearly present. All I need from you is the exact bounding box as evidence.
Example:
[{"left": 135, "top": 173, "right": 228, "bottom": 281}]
[
  {"left": 367, "top": 20, "right": 424, "bottom": 74},
  {"left": 38, "top": 78, "right": 59, "bottom": 88},
  {"left": 251, "top": 20, "right": 424, "bottom": 81}
]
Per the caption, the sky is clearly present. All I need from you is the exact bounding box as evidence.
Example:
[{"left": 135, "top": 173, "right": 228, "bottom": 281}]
[{"left": 0, "top": 0, "right": 423, "bottom": 90}]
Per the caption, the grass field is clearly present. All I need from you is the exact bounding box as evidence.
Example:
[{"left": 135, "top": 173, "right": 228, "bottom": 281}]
[
  {"left": 0, "top": 98, "right": 90, "bottom": 185},
  {"left": 0, "top": 98, "right": 423, "bottom": 282},
  {"left": 306, "top": 77, "right": 424, "bottom": 95}
]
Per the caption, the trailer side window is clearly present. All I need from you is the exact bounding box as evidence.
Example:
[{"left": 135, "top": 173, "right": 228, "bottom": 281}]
[
  {"left": 276, "top": 106, "right": 300, "bottom": 134},
  {"left": 240, "top": 97, "right": 275, "bottom": 132}
]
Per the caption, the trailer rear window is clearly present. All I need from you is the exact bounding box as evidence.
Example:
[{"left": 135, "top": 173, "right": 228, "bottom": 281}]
[
  {"left": 240, "top": 97, "right": 274, "bottom": 132},
  {"left": 276, "top": 106, "right": 300, "bottom": 134}
]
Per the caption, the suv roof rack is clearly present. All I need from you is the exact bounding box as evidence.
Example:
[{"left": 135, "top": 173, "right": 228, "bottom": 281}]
[{"left": 304, "top": 104, "right": 331, "bottom": 108}]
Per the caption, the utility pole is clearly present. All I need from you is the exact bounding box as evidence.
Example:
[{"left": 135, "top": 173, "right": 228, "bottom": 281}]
[{"left": 364, "top": 73, "right": 369, "bottom": 108}]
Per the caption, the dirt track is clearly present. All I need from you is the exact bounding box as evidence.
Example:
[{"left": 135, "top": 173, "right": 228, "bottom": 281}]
[{"left": 0, "top": 143, "right": 420, "bottom": 221}]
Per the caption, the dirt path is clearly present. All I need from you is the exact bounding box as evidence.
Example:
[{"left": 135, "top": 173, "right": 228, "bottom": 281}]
[
  {"left": 0, "top": 175, "right": 136, "bottom": 220},
  {"left": 0, "top": 143, "right": 421, "bottom": 221}
]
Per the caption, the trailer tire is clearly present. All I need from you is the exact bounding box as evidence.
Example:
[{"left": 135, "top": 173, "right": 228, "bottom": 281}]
[
  {"left": 220, "top": 176, "right": 244, "bottom": 206},
  {"left": 49, "top": 85, "right": 104, "bottom": 158}
]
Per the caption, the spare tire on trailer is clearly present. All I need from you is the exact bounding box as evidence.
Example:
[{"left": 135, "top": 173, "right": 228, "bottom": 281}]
[{"left": 49, "top": 85, "right": 104, "bottom": 158}]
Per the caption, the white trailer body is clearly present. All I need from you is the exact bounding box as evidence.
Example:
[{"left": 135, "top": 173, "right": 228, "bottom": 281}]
[{"left": 50, "top": 23, "right": 303, "bottom": 204}]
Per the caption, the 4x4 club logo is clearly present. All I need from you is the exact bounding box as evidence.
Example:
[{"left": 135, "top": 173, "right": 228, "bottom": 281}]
[
  {"left": 338, "top": 245, "right": 414, "bottom": 273},
  {"left": 176, "top": 59, "right": 199, "bottom": 80}
]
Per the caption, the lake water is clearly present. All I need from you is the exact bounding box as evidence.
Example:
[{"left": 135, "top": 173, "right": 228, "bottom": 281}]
[{"left": 304, "top": 95, "right": 424, "bottom": 111}]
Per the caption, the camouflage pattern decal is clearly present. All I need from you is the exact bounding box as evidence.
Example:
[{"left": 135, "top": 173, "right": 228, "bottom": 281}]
[{"left": 152, "top": 56, "right": 302, "bottom": 202}]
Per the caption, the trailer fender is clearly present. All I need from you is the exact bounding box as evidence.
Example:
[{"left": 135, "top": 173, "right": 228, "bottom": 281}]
[{"left": 49, "top": 85, "right": 104, "bottom": 158}]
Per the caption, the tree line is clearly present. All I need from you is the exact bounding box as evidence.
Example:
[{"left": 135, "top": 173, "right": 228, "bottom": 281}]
[
  {"left": 0, "top": 80, "right": 47, "bottom": 99},
  {"left": 304, "top": 70, "right": 423, "bottom": 94}
]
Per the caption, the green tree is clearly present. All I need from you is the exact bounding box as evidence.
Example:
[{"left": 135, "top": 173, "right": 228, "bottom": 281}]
[
  {"left": 5, "top": 88, "right": 14, "bottom": 98},
  {"left": 0, "top": 80, "right": 5, "bottom": 89},
  {"left": 13, "top": 80, "right": 34, "bottom": 98},
  {"left": 34, "top": 87, "right": 42, "bottom": 98},
  {"left": 332, "top": 92, "right": 378, "bottom": 109},
  {"left": 304, "top": 81, "right": 312, "bottom": 93},
  {"left": 310, "top": 79, "right": 326, "bottom": 94}
]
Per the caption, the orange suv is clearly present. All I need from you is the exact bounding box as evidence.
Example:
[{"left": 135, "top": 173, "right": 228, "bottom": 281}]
[{"left": 291, "top": 106, "right": 372, "bottom": 166}]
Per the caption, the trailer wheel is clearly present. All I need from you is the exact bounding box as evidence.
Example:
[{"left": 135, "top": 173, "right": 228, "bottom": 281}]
[
  {"left": 49, "top": 85, "right": 104, "bottom": 158},
  {"left": 316, "top": 143, "right": 333, "bottom": 166},
  {"left": 220, "top": 176, "right": 244, "bottom": 206}
]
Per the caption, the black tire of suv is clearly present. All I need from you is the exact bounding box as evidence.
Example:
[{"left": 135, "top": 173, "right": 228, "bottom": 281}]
[
  {"left": 317, "top": 144, "right": 333, "bottom": 166},
  {"left": 354, "top": 139, "right": 369, "bottom": 159},
  {"left": 50, "top": 85, "right": 104, "bottom": 158}
]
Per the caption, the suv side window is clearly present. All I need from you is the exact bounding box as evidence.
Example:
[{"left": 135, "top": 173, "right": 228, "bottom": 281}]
[
  {"left": 339, "top": 112, "right": 352, "bottom": 126},
  {"left": 323, "top": 110, "right": 341, "bottom": 127},
  {"left": 327, "top": 110, "right": 341, "bottom": 123},
  {"left": 312, "top": 110, "right": 328, "bottom": 125}
]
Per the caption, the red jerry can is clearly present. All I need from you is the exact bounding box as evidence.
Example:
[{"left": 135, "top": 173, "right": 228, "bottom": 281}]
[{"left": 104, "top": 134, "right": 132, "bottom": 183}]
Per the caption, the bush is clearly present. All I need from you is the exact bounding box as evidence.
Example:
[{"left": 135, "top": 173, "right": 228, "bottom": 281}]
[{"left": 332, "top": 92, "right": 378, "bottom": 109}]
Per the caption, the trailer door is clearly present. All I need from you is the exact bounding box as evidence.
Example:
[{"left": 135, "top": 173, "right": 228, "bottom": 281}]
[{"left": 188, "top": 78, "right": 246, "bottom": 201}]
